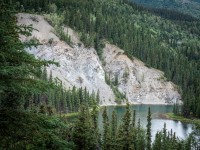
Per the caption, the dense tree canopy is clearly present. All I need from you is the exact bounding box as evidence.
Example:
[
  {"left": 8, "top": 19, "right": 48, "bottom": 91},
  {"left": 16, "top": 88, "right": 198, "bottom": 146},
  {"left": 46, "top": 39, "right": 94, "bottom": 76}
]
[
  {"left": 12, "top": 0, "right": 200, "bottom": 117},
  {"left": 0, "top": 0, "right": 200, "bottom": 149},
  {"left": 0, "top": 0, "right": 56, "bottom": 109}
]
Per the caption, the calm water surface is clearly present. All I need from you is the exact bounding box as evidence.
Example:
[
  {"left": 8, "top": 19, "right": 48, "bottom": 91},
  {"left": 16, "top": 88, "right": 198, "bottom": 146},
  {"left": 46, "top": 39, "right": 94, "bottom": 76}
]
[{"left": 98, "top": 105, "right": 193, "bottom": 140}]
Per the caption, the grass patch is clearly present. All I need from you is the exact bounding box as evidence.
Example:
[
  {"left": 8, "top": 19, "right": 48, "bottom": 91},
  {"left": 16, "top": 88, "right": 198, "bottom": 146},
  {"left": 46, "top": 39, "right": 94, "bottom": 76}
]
[
  {"left": 61, "top": 112, "right": 79, "bottom": 123},
  {"left": 166, "top": 113, "right": 200, "bottom": 128},
  {"left": 62, "top": 112, "right": 79, "bottom": 118}
]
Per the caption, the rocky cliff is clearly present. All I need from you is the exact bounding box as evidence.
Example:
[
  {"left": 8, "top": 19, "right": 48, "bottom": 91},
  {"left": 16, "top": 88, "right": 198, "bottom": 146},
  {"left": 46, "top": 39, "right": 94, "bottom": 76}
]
[
  {"left": 103, "top": 43, "right": 181, "bottom": 104},
  {"left": 17, "top": 13, "right": 181, "bottom": 105}
]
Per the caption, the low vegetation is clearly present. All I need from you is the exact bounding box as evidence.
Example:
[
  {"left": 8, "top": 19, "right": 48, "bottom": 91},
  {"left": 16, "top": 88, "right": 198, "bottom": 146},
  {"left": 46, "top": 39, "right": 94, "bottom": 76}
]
[
  {"left": 166, "top": 113, "right": 200, "bottom": 129},
  {"left": 105, "top": 73, "right": 126, "bottom": 104}
]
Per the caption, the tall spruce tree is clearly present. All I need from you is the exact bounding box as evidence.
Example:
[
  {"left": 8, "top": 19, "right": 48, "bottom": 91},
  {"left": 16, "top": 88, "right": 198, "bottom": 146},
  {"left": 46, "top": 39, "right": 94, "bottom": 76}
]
[
  {"left": 111, "top": 110, "right": 117, "bottom": 137},
  {"left": 146, "top": 107, "right": 152, "bottom": 150},
  {"left": 132, "top": 109, "right": 136, "bottom": 127},
  {"left": 102, "top": 107, "right": 111, "bottom": 150},
  {"left": 72, "top": 105, "right": 97, "bottom": 150},
  {"left": 152, "top": 132, "right": 162, "bottom": 150},
  {"left": 0, "top": 1, "right": 56, "bottom": 109},
  {"left": 118, "top": 103, "right": 135, "bottom": 150},
  {"left": 110, "top": 110, "right": 118, "bottom": 149}
]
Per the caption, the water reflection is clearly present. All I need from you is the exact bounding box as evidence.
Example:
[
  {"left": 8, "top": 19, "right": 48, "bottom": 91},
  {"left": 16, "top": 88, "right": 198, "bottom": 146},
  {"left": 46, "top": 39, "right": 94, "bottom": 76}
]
[
  {"left": 151, "top": 119, "right": 193, "bottom": 140},
  {"left": 98, "top": 105, "right": 193, "bottom": 140}
]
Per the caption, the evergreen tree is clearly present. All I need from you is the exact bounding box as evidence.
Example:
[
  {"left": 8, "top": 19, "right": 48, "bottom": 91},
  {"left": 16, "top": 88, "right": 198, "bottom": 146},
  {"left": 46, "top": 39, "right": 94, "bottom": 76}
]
[
  {"left": 118, "top": 103, "right": 135, "bottom": 150},
  {"left": 102, "top": 107, "right": 111, "bottom": 150},
  {"left": 196, "top": 101, "right": 200, "bottom": 117},
  {"left": 72, "top": 105, "right": 97, "bottom": 150},
  {"left": 13, "top": 0, "right": 200, "bottom": 118},
  {"left": 146, "top": 107, "right": 152, "bottom": 150},
  {"left": 114, "top": 74, "right": 119, "bottom": 86},
  {"left": 96, "top": 90, "right": 100, "bottom": 104},
  {"left": 111, "top": 110, "right": 117, "bottom": 137},
  {"left": 137, "top": 118, "right": 141, "bottom": 132},
  {"left": 83, "top": 87, "right": 88, "bottom": 105},
  {"left": 162, "top": 123, "right": 167, "bottom": 150},
  {"left": 91, "top": 104, "right": 98, "bottom": 129},
  {"left": 135, "top": 128, "right": 146, "bottom": 150},
  {"left": 132, "top": 109, "right": 136, "bottom": 127},
  {"left": 152, "top": 132, "right": 162, "bottom": 150},
  {"left": 110, "top": 110, "right": 118, "bottom": 149},
  {"left": 0, "top": 1, "right": 56, "bottom": 109}
]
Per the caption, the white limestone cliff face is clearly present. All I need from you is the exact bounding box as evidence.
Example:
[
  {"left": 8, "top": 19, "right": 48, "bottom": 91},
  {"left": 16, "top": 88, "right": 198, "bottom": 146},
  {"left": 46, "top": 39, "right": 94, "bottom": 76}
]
[
  {"left": 17, "top": 13, "right": 116, "bottom": 105},
  {"left": 17, "top": 13, "right": 181, "bottom": 105},
  {"left": 103, "top": 43, "right": 181, "bottom": 104}
]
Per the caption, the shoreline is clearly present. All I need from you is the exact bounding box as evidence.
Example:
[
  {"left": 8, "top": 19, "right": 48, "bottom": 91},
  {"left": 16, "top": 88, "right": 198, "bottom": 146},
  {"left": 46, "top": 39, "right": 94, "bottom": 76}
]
[
  {"left": 99, "top": 103, "right": 175, "bottom": 107},
  {"left": 165, "top": 113, "right": 200, "bottom": 128}
]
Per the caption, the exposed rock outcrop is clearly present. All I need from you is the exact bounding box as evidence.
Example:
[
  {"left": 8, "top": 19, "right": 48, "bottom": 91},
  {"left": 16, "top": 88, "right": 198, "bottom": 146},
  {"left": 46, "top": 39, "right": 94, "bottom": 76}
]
[
  {"left": 17, "top": 13, "right": 116, "bottom": 105},
  {"left": 17, "top": 13, "right": 181, "bottom": 105},
  {"left": 103, "top": 43, "right": 181, "bottom": 104}
]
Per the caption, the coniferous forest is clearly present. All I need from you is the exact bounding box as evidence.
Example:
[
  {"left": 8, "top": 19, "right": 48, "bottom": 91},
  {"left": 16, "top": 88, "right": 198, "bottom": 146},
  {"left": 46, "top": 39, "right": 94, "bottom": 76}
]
[
  {"left": 130, "top": 0, "right": 200, "bottom": 19},
  {"left": 11, "top": 0, "right": 200, "bottom": 118},
  {"left": 0, "top": 0, "right": 200, "bottom": 149}
]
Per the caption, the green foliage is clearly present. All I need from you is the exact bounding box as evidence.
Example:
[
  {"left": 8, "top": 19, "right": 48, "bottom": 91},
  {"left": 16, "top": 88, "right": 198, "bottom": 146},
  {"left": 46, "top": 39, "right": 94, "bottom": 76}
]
[
  {"left": 117, "top": 103, "right": 135, "bottom": 150},
  {"left": 146, "top": 107, "right": 152, "bottom": 150},
  {"left": 72, "top": 105, "right": 99, "bottom": 150},
  {"left": 130, "top": 0, "right": 200, "bottom": 19},
  {"left": 112, "top": 85, "right": 126, "bottom": 104},
  {"left": 80, "top": 32, "right": 94, "bottom": 48},
  {"left": 173, "top": 102, "right": 181, "bottom": 116},
  {"left": 44, "top": 13, "right": 72, "bottom": 46},
  {"left": 114, "top": 74, "right": 119, "bottom": 86},
  {"left": 166, "top": 113, "right": 200, "bottom": 129},
  {"left": 57, "top": 27, "right": 71, "bottom": 46},
  {"left": 0, "top": 1, "right": 56, "bottom": 109},
  {"left": 0, "top": 1, "right": 99, "bottom": 113},
  {"left": 105, "top": 73, "right": 126, "bottom": 104},
  {"left": 123, "top": 70, "right": 129, "bottom": 83},
  {"left": 111, "top": 110, "right": 117, "bottom": 138},
  {"left": 152, "top": 124, "right": 195, "bottom": 150},
  {"left": 135, "top": 123, "right": 146, "bottom": 150},
  {"left": 26, "top": 68, "right": 100, "bottom": 115},
  {"left": 132, "top": 109, "right": 136, "bottom": 127},
  {"left": 13, "top": 0, "right": 200, "bottom": 118},
  {"left": 0, "top": 109, "right": 73, "bottom": 150},
  {"left": 57, "top": 0, "right": 199, "bottom": 118},
  {"left": 44, "top": 13, "right": 64, "bottom": 27},
  {"left": 102, "top": 107, "right": 111, "bottom": 150},
  {"left": 1, "top": 0, "right": 200, "bottom": 149},
  {"left": 47, "top": 3, "right": 57, "bottom": 13}
]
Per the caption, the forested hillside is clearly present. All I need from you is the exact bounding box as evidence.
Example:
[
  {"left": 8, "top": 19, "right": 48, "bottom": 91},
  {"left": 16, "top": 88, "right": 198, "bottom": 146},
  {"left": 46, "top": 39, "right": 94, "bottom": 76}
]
[
  {"left": 131, "top": 0, "right": 200, "bottom": 19},
  {"left": 0, "top": 0, "right": 200, "bottom": 149},
  {"left": 13, "top": 0, "right": 200, "bottom": 117}
]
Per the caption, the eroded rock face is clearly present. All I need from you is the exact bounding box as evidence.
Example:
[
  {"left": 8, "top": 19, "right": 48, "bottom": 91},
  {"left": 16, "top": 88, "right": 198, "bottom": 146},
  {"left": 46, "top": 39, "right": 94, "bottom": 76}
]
[
  {"left": 17, "top": 13, "right": 181, "bottom": 105},
  {"left": 17, "top": 13, "right": 116, "bottom": 105},
  {"left": 103, "top": 43, "right": 181, "bottom": 104},
  {"left": 27, "top": 43, "right": 116, "bottom": 105}
]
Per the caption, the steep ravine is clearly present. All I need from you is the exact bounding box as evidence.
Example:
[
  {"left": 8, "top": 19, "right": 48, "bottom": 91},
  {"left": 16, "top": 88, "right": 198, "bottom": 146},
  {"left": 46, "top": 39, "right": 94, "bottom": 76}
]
[{"left": 17, "top": 13, "right": 181, "bottom": 105}]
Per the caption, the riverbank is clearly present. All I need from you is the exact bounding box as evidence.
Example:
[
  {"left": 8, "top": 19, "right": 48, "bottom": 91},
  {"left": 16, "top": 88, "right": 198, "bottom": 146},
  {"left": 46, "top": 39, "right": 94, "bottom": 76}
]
[{"left": 166, "top": 113, "right": 200, "bottom": 128}]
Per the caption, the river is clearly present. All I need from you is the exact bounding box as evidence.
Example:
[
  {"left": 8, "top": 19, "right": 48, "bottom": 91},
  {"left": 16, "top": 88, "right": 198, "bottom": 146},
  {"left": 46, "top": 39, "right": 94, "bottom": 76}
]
[{"left": 98, "top": 105, "right": 193, "bottom": 140}]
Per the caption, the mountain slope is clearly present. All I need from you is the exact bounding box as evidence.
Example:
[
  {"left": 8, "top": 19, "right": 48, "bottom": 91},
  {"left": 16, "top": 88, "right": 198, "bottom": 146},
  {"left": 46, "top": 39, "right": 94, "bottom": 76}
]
[
  {"left": 103, "top": 43, "right": 180, "bottom": 104},
  {"left": 17, "top": 13, "right": 181, "bottom": 105},
  {"left": 17, "top": 13, "right": 116, "bottom": 105},
  {"left": 131, "top": 0, "right": 200, "bottom": 19}
]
